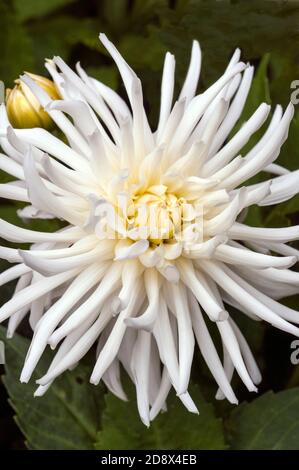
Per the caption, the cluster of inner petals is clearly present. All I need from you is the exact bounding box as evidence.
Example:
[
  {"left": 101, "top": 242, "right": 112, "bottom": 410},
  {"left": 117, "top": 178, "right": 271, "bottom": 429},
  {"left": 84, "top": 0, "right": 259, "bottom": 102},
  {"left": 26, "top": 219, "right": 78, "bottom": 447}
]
[{"left": 122, "top": 184, "right": 194, "bottom": 245}]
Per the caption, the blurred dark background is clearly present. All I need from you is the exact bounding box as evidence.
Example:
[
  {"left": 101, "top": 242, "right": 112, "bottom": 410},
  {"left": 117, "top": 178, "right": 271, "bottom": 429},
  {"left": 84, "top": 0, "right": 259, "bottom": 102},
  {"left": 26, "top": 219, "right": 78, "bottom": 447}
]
[{"left": 1, "top": 0, "right": 299, "bottom": 449}]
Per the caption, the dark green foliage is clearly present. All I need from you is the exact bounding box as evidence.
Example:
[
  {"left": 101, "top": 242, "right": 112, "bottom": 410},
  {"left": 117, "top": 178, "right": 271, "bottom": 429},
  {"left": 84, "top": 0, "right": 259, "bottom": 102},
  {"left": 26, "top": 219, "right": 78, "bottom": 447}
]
[
  {"left": 95, "top": 382, "right": 226, "bottom": 450},
  {"left": 0, "top": 326, "right": 104, "bottom": 449},
  {"left": 0, "top": 327, "right": 226, "bottom": 450}
]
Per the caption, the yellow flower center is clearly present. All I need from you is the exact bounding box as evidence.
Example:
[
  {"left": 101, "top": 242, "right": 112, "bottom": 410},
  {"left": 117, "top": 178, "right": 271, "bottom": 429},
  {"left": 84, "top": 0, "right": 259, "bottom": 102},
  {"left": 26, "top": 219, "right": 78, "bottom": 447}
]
[{"left": 126, "top": 185, "right": 194, "bottom": 245}]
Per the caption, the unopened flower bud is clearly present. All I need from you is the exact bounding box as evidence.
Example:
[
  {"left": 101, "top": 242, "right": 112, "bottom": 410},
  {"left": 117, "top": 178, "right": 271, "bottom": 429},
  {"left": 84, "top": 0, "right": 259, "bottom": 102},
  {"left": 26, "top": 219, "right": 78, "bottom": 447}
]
[{"left": 6, "top": 73, "right": 60, "bottom": 129}]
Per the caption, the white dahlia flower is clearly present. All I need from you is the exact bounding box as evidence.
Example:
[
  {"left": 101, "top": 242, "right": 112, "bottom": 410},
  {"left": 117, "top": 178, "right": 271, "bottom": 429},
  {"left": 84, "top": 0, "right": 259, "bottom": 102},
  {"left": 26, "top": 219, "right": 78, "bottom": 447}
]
[{"left": 0, "top": 33, "right": 299, "bottom": 425}]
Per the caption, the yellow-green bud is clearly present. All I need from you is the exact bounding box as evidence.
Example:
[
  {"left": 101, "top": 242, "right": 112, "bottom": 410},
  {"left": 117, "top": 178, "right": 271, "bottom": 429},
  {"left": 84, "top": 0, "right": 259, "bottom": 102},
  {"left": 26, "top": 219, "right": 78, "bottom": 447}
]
[{"left": 6, "top": 73, "right": 60, "bottom": 129}]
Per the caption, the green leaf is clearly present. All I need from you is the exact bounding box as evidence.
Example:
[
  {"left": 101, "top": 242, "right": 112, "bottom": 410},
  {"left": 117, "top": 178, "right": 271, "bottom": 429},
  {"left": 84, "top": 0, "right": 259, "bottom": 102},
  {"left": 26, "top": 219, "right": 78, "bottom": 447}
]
[
  {"left": 266, "top": 194, "right": 299, "bottom": 227},
  {"left": 119, "top": 33, "right": 166, "bottom": 71},
  {"left": 0, "top": 326, "right": 104, "bottom": 449},
  {"left": 14, "top": 0, "right": 77, "bottom": 21},
  {"left": 95, "top": 382, "right": 226, "bottom": 450},
  {"left": 28, "top": 16, "right": 101, "bottom": 72},
  {"left": 244, "top": 205, "right": 264, "bottom": 228},
  {"left": 102, "top": 0, "right": 130, "bottom": 33},
  {"left": 269, "top": 52, "right": 298, "bottom": 107},
  {"left": 0, "top": 170, "right": 15, "bottom": 184},
  {"left": 227, "top": 388, "right": 299, "bottom": 449}
]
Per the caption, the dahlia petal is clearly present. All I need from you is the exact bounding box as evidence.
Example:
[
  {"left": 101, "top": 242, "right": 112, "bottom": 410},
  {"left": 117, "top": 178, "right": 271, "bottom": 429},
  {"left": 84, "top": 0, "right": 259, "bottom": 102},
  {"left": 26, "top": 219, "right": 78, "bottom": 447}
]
[
  {"left": 89, "top": 76, "right": 131, "bottom": 122},
  {"left": 25, "top": 235, "right": 98, "bottom": 259},
  {"left": 0, "top": 153, "right": 24, "bottom": 179},
  {"left": 0, "top": 267, "right": 80, "bottom": 324},
  {"left": 126, "top": 268, "right": 160, "bottom": 331},
  {"left": 102, "top": 359, "right": 128, "bottom": 402},
  {"left": 157, "top": 260, "right": 180, "bottom": 283},
  {"left": 131, "top": 330, "right": 151, "bottom": 426},
  {"left": 44, "top": 59, "right": 67, "bottom": 98},
  {"left": 189, "top": 293, "right": 238, "bottom": 404},
  {"left": 24, "top": 149, "right": 85, "bottom": 225},
  {"left": 221, "top": 291, "right": 261, "bottom": 321},
  {"left": 115, "top": 239, "right": 149, "bottom": 260},
  {"left": 217, "top": 320, "right": 257, "bottom": 392},
  {"left": 184, "top": 235, "right": 227, "bottom": 259},
  {"left": 90, "top": 281, "right": 145, "bottom": 385},
  {"left": 119, "top": 116, "right": 135, "bottom": 168},
  {"left": 34, "top": 316, "right": 92, "bottom": 396},
  {"left": 148, "top": 339, "right": 163, "bottom": 407},
  {"left": 37, "top": 301, "right": 114, "bottom": 387},
  {"left": 235, "top": 266, "right": 299, "bottom": 300},
  {"left": 29, "top": 285, "right": 47, "bottom": 330},
  {"left": 179, "top": 40, "right": 201, "bottom": 105},
  {"left": 215, "top": 346, "right": 235, "bottom": 400},
  {"left": 0, "top": 183, "right": 29, "bottom": 202},
  {"left": 246, "top": 105, "right": 283, "bottom": 160},
  {"left": 0, "top": 246, "right": 22, "bottom": 263},
  {"left": 219, "top": 104, "right": 294, "bottom": 189},
  {"left": 188, "top": 97, "right": 228, "bottom": 154},
  {"left": 0, "top": 263, "right": 31, "bottom": 288},
  {"left": 153, "top": 297, "right": 180, "bottom": 391},
  {"left": 118, "top": 327, "right": 137, "bottom": 383},
  {"left": 229, "top": 318, "right": 262, "bottom": 385},
  {"left": 14, "top": 127, "right": 90, "bottom": 172},
  {"left": 178, "top": 258, "right": 228, "bottom": 321},
  {"left": 131, "top": 77, "right": 154, "bottom": 157},
  {"left": 47, "top": 99, "right": 97, "bottom": 140},
  {"left": 168, "top": 142, "right": 205, "bottom": 178},
  {"left": 202, "top": 260, "right": 299, "bottom": 336},
  {"left": 215, "top": 243, "right": 296, "bottom": 268},
  {"left": 203, "top": 103, "right": 270, "bottom": 176},
  {"left": 178, "top": 392, "right": 199, "bottom": 414},
  {"left": 257, "top": 241, "right": 299, "bottom": 258},
  {"left": 53, "top": 56, "right": 120, "bottom": 145},
  {"left": 48, "top": 263, "right": 121, "bottom": 347},
  {"left": 0, "top": 33, "right": 298, "bottom": 422},
  {"left": 211, "top": 155, "right": 243, "bottom": 181},
  {"left": 228, "top": 222, "right": 299, "bottom": 243},
  {"left": 149, "top": 368, "right": 172, "bottom": 421},
  {"left": 209, "top": 66, "right": 254, "bottom": 155},
  {"left": 259, "top": 170, "right": 299, "bottom": 206},
  {"left": 240, "top": 180, "right": 271, "bottom": 208},
  {"left": 99, "top": 34, "right": 136, "bottom": 100},
  {"left": 169, "top": 62, "right": 246, "bottom": 154},
  {"left": 112, "top": 260, "right": 143, "bottom": 313},
  {"left": 20, "top": 263, "right": 106, "bottom": 382},
  {"left": 224, "top": 73, "right": 242, "bottom": 101},
  {"left": 139, "top": 146, "right": 164, "bottom": 189},
  {"left": 19, "top": 242, "right": 113, "bottom": 276},
  {"left": 21, "top": 74, "right": 92, "bottom": 157},
  {"left": 42, "top": 155, "right": 93, "bottom": 198},
  {"left": 157, "top": 52, "right": 175, "bottom": 140},
  {"left": 227, "top": 48, "right": 242, "bottom": 69},
  {"left": 7, "top": 272, "right": 33, "bottom": 338},
  {"left": 204, "top": 193, "right": 242, "bottom": 236},
  {"left": 264, "top": 163, "right": 289, "bottom": 176},
  {"left": 167, "top": 283, "right": 195, "bottom": 394}
]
